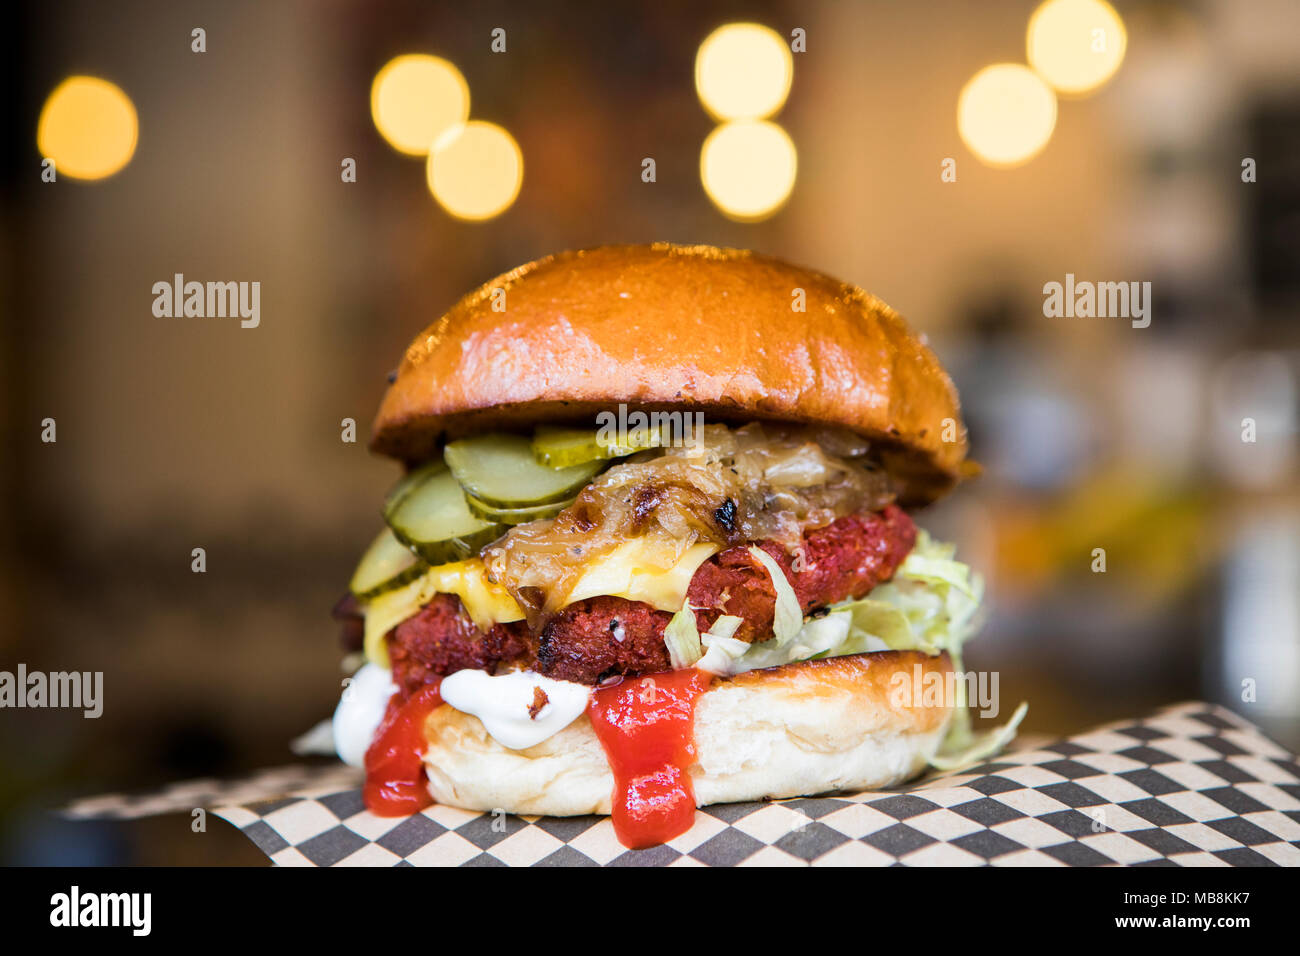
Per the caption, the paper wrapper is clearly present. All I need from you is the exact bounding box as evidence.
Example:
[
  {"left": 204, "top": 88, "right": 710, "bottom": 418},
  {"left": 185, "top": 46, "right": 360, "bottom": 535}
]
[{"left": 64, "top": 702, "right": 1300, "bottom": 866}]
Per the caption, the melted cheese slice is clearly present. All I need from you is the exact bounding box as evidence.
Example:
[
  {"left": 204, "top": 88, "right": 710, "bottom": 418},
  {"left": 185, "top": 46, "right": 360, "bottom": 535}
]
[
  {"left": 563, "top": 540, "right": 719, "bottom": 611},
  {"left": 362, "top": 540, "right": 720, "bottom": 667},
  {"left": 363, "top": 559, "right": 523, "bottom": 667}
]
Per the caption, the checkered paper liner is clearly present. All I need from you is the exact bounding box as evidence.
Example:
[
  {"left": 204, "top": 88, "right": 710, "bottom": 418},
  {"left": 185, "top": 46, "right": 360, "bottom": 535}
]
[
  {"left": 186, "top": 702, "right": 1298, "bottom": 866},
  {"left": 62, "top": 762, "right": 365, "bottom": 821}
]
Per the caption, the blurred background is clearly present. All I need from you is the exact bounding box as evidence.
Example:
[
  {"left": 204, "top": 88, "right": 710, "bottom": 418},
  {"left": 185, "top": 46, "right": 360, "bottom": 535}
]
[{"left": 2, "top": 0, "right": 1297, "bottom": 864}]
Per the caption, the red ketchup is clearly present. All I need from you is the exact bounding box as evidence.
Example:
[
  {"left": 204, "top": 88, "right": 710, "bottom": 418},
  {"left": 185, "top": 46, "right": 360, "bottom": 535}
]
[
  {"left": 363, "top": 682, "right": 443, "bottom": 816},
  {"left": 588, "top": 670, "right": 711, "bottom": 849}
]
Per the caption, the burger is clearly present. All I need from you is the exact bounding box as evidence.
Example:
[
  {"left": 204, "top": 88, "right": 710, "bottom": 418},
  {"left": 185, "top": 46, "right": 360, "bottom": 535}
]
[{"left": 331, "top": 243, "right": 1023, "bottom": 849}]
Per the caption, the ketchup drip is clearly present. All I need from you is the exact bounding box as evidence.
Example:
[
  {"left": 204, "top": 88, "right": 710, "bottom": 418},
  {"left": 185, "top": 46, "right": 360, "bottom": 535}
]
[
  {"left": 363, "top": 682, "right": 443, "bottom": 816},
  {"left": 588, "top": 670, "right": 710, "bottom": 849}
]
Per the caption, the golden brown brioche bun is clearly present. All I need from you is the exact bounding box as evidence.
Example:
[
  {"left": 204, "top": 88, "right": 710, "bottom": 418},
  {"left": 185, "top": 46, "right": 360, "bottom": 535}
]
[
  {"left": 421, "top": 651, "right": 953, "bottom": 817},
  {"left": 371, "top": 244, "right": 968, "bottom": 505}
]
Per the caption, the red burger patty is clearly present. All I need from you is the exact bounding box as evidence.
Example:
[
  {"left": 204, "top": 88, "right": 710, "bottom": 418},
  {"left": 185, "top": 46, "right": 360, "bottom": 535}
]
[
  {"left": 387, "top": 505, "right": 916, "bottom": 693},
  {"left": 387, "top": 599, "right": 534, "bottom": 694}
]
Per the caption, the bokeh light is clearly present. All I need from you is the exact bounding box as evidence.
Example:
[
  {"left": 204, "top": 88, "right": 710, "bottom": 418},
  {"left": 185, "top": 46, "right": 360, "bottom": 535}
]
[
  {"left": 1028, "top": 0, "right": 1127, "bottom": 96},
  {"left": 426, "top": 121, "right": 524, "bottom": 221},
  {"left": 695, "top": 23, "right": 793, "bottom": 121},
  {"left": 371, "top": 54, "right": 470, "bottom": 156},
  {"left": 957, "top": 63, "right": 1058, "bottom": 168},
  {"left": 700, "top": 120, "right": 797, "bottom": 221},
  {"left": 36, "top": 76, "right": 138, "bottom": 180}
]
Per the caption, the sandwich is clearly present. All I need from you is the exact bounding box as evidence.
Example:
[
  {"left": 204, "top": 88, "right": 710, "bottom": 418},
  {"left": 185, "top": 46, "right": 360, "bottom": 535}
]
[{"left": 331, "top": 243, "right": 1023, "bottom": 849}]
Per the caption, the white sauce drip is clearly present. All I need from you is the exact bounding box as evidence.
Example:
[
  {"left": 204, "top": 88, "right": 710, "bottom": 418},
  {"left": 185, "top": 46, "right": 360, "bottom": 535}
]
[
  {"left": 439, "top": 670, "right": 591, "bottom": 751},
  {"left": 332, "top": 662, "right": 397, "bottom": 767}
]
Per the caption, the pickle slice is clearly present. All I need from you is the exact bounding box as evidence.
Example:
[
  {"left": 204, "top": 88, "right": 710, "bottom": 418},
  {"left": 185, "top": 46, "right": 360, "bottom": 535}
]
[
  {"left": 444, "top": 433, "right": 602, "bottom": 507},
  {"left": 530, "top": 424, "right": 667, "bottom": 468},
  {"left": 381, "top": 461, "right": 443, "bottom": 522},
  {"left": 383, "top": 463, "right": 506, "bottom": 564},
  {"left": 465, "top": 493, "right": 575, "bottom": 525},
  {"left": 349, "top": 527, "right": 428, "bottom": 599}
]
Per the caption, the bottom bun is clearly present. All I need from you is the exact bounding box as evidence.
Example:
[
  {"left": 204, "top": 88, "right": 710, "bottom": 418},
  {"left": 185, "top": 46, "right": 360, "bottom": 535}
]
[{"left": 422, "top": 650, "right": 954, "bottom": 817}]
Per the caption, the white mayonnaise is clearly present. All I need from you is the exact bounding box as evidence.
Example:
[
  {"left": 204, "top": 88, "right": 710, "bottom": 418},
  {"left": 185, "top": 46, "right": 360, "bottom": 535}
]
[
  {"left": 438, "top": 669, "right": 591, "bottom": 751},
  {"left": 332, "top": 663, "right": 398, "bottom": 767}
]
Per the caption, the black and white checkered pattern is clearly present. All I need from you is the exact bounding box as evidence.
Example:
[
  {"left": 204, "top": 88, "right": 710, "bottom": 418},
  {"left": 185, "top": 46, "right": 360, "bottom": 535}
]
[
  {"left": 208, "top": 702, "right": 1300, "bottom": 866},
  {"left": 62, "top": 762, "right": 363, "bottom": 821}
]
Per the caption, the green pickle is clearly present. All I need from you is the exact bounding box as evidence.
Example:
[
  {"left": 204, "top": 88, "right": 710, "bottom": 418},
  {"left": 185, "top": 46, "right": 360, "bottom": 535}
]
[
  {"left": 349, "top": 527, "right": 427, "bottom": 599},
  {"left": 465, "top": 493, "right": 575, "bottom": 525},
  {"left": 444, "top": 433, "right": 602, "bottom": 507},
  {"left": 530, "top": 424, "right": 666, "bottom": 468},
  {"left": 382, "top": 462, "right": 505, "bottom": 564}
]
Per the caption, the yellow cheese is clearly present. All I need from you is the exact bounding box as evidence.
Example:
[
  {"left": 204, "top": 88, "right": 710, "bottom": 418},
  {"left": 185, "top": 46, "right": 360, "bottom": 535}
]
[
  {"left": 564, "top": 540, "right": 720, "bottom": 611},
  {"left": 363, "top": 559, "right": 524, "bottom": 667},
  {"left": 361, "top": 540, "right": 721, "bottom": 667}
]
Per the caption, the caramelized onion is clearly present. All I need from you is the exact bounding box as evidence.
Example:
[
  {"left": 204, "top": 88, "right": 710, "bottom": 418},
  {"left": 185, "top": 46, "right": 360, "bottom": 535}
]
[{"left": 482, "top": 423, "right": 895, "bottom": 621}]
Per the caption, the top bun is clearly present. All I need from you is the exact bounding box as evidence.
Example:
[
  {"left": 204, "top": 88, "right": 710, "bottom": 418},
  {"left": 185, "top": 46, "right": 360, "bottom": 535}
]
[{"left": 371, "top": 244, "right": 968, "bottom": 504}]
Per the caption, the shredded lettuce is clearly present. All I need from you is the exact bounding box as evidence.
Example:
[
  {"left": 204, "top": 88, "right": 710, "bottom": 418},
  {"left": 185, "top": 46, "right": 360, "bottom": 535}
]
[
  {"left": 697, "top": 634, "right": 749, "bottom": 675},
  {"left": 748, "top": 546, "right": 803, "bottom": 646},
  {"left": 695, "top": 615, "right": 748, "bottom": 674},
  {"left": 663, "top": 604, "right": 703, "bottom": 669},
  {"left": 723, "top": 530, "right": 984, "bottom": 675},
  {"left": 733, "top": 610, "right": 853, "bottom": 672},
  {"left": 930, "top": 701, "right": 1028, "bottom": 771},
  {"left": 707, "top": 615, "right": 744, "bottom": 641}
]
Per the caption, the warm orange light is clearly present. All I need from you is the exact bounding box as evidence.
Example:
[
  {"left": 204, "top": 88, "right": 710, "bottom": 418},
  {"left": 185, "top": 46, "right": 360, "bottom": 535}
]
[
  {"left": 1028, "top": 0, "right": 1127, "bottom": 96},
  {"left": 426, "top": 121, "right": 523, "bottom": 221},
  {"left": 37, "top": 76, "right": 138, "bottom": 180},
  {"left": 957, "top": 64, "right": 1057, "bottom": 168},
  {"left": 371, "top": 54, "right": 470, "bottom": 156},
  {"left": 695, "top": 23, "right": 793, "bottom": 121},
  {"left": 700, "top": 120, "right": 796, "bottom": 221}
]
